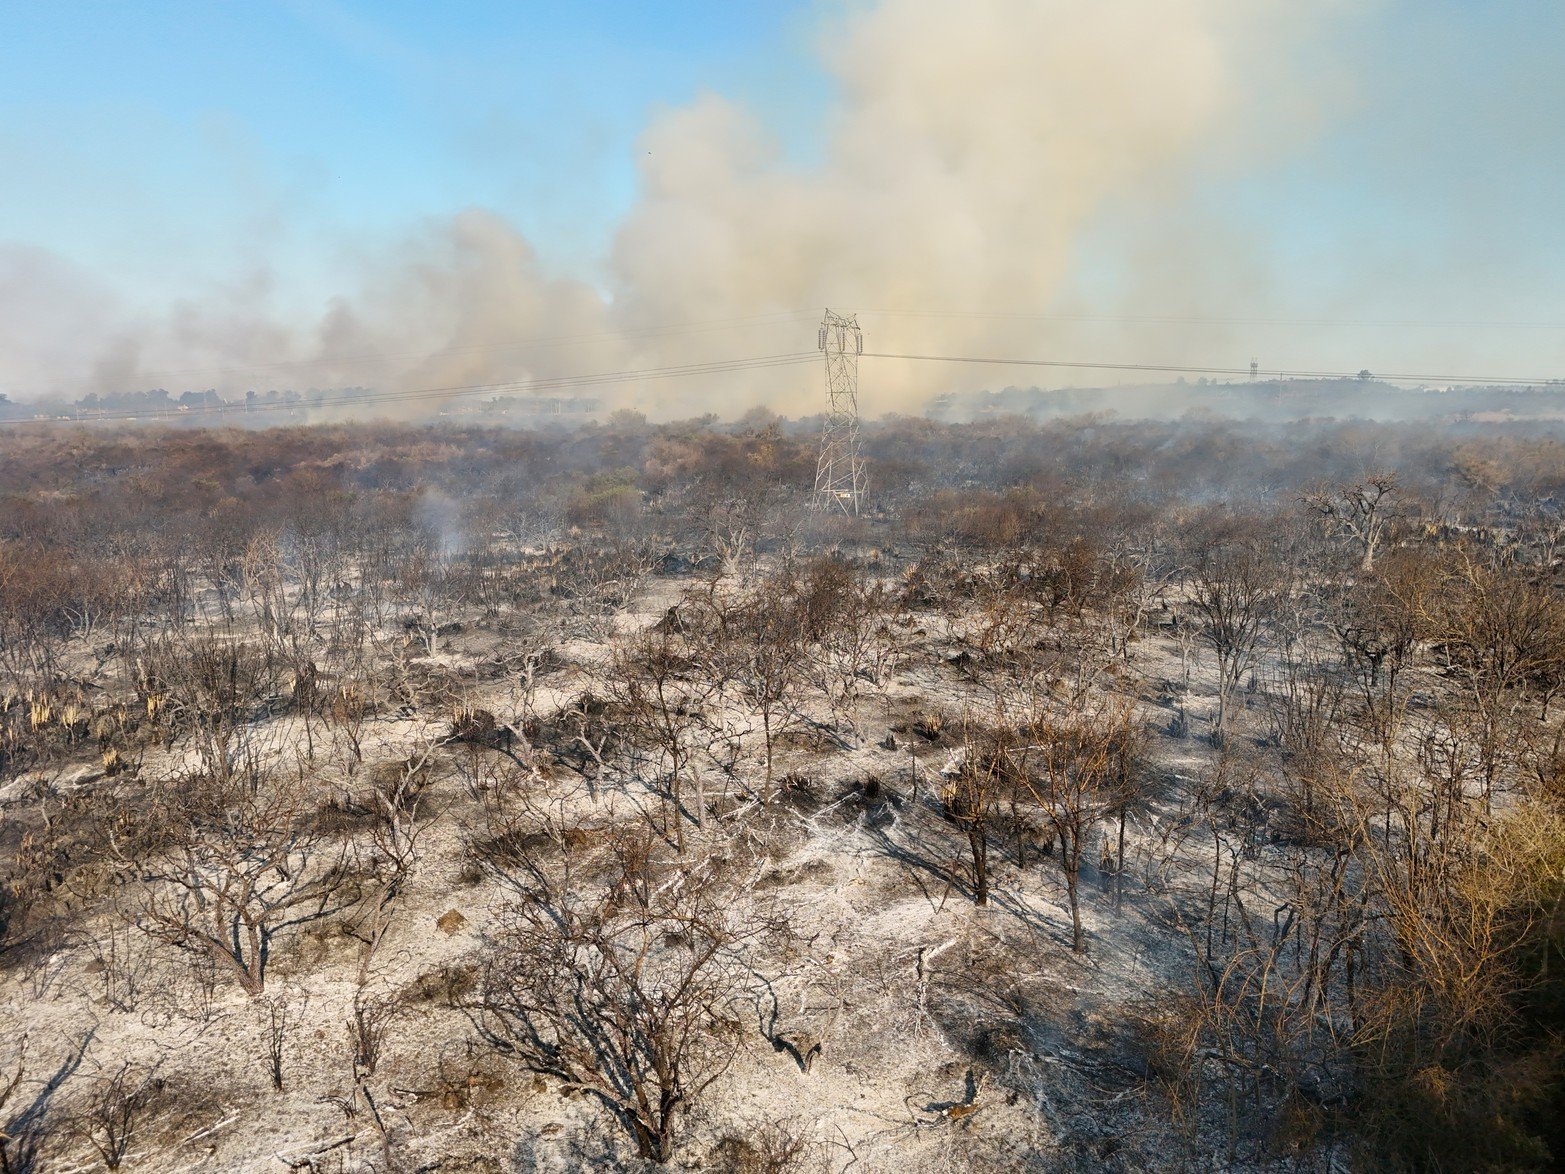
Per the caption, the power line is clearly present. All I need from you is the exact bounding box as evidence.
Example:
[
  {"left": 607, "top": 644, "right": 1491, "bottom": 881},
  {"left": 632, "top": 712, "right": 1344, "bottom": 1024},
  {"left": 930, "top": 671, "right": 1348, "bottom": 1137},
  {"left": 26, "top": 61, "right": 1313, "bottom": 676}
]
[
  {"left": 863, "top": 351, "right": 1565, "bottom": 388},
  {"left": 9, "top": 342, "right": 1564, "bottom": 429},
  {"left": 860, "top": 308, "right": 1565, "bottom": 330},
  {"left": 20, "top": 302, "right": 1564, "bottom": 400}
]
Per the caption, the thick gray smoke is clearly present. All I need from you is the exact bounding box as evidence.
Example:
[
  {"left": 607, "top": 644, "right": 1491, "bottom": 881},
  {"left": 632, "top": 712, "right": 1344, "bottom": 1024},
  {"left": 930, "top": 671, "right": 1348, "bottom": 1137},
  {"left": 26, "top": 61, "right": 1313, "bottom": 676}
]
[
  {"left": 0, "top": 1, "right": 1392, "bottom": 417},
  {"left": 607, "top": 0, "right": 1332, "bottom": 414}
]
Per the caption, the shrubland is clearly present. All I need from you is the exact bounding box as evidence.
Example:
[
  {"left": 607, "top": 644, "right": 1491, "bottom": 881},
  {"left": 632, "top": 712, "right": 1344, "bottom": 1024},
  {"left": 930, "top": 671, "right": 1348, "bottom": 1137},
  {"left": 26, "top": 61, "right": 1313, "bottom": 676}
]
[{"left": 2, "top": 411, "right": 1565, "bottom": 1170}]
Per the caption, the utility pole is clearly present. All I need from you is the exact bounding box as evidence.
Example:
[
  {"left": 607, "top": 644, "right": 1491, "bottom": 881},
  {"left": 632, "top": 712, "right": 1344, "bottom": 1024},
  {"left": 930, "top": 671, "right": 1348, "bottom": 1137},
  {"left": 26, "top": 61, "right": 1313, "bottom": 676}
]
[{"left": 812, "top": 309, "right": 866, "bottom": 515}]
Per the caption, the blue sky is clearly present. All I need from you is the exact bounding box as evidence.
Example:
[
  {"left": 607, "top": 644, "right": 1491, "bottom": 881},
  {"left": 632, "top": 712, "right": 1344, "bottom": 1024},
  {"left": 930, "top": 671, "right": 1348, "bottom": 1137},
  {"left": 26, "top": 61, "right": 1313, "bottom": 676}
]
[
  {"left": 4, "top": 1, "right": 1565, "bottom": 402},
  {"left": 0, "top": 1, "right": 825, "bottom": 295}
]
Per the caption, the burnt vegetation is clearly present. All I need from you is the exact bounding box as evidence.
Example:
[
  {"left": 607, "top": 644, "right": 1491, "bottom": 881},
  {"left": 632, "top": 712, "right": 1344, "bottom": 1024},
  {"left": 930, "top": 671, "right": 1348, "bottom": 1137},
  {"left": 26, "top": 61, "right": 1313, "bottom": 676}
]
[{"left": 2, "top": 410, "right": 1565, "bottom": 1169}]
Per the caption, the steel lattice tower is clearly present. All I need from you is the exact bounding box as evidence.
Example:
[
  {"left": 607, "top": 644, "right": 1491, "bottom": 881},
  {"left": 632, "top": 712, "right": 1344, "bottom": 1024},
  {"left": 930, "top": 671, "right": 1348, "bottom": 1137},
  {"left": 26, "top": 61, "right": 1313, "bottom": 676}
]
[{"left": 812, "top": 309, "right": 866, "bottom": 515}]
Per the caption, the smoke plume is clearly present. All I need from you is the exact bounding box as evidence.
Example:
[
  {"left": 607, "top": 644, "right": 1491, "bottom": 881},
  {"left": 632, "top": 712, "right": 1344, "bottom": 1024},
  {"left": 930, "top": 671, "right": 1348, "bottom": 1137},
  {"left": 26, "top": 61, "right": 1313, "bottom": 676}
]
[{"left": 0, "top": 1, "right": 1369, "bottom": 417}]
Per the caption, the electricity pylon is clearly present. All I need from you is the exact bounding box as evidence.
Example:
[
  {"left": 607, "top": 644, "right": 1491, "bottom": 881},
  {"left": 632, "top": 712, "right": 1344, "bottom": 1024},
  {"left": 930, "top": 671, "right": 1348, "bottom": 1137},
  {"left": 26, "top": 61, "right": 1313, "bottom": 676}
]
[{"left": 812, "top": 309, "right": 866, "bottom": 515}]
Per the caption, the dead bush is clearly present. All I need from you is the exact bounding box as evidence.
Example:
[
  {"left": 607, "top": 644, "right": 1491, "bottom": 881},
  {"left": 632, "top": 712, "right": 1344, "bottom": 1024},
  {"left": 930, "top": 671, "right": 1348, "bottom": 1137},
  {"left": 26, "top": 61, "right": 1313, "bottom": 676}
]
[
  {"left": 446, "top": 706, "right": 516, "bottom": 750},
  {"left": 66, "top": 1063, "right": 164, "bottom": 1171},
  {"left": 713, "top": 1117, "right": 821, "bottom": 1173},
  {"left": 138, "top": 775, "right": 354, "bottom": 997},
  {"left": 475, "top": 851, "right": 771, "bottom": 1163}
]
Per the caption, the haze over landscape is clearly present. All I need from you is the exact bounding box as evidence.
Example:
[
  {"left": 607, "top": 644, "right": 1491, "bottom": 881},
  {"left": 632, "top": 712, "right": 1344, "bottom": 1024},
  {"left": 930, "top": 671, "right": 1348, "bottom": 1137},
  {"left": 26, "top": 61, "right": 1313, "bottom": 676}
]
[{"left": 5, "top": 0, "right": 1565, "bottom": 417}]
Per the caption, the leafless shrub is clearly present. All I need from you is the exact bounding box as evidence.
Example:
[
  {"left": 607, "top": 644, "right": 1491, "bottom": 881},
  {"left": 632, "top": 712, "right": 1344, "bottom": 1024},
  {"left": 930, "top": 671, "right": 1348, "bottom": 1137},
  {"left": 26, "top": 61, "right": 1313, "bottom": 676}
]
[
  {"left": 136, "top": 773, "right": 353, "bottom": 997},
  {"left": 608, "top": 624, "right": 726, "bottom": 852},
  {"left": 1303, "top": 473, "right": 1402, "bottom": 572},
  {"left": 714, "top": 1116, "right": 822, "bottom": 1173},
  {"left": 474, "top": 848, "right": 771, "bottom": 1163},
  {"left": 941, "top": 723, "right": 1007, "bottom": 907},
  {"left": 366, "top": 745, "right": 437, "bottom": 871},
  {"left": 323, "top": 961, "right": 411, "bottom": 1169},
  {"left": 141, "top": 633, "right": 279, "bottom": 790},
  {"left": 258, "top": 992, "right": 307, "bottom": 1093},
  {"left": 387, "top": 1044, "right": 509, "bottom": 1118},
  {"left": 445, "top": 705, "right": 515, "bottom": 750},
  {"left": 1003, "top": 700, "right": 1146, "bottom": 951},
  {"left": 1186, "top": 530, "right": 1285, "bottom": 744},
  {"left": 0, "top": 1043, "right": 33, "bottom": 1174},
  {"left": 461, "top": 784, "right": 598, "bottom": 887},
  {"left": 67, "top": 1062, "right": 164, "bottom": 1171},
  {"left": 347, "top": 988, "right": 401, "bottom": 1082},
  {"left": 326, "top": 681, "right": 374, "bottom": 769},
  {"left": 451, "top": 740, "right": 541, "bottom": 815},
  {"left": 73, "top": 923, "right": 156, "bottom": 1013}
]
